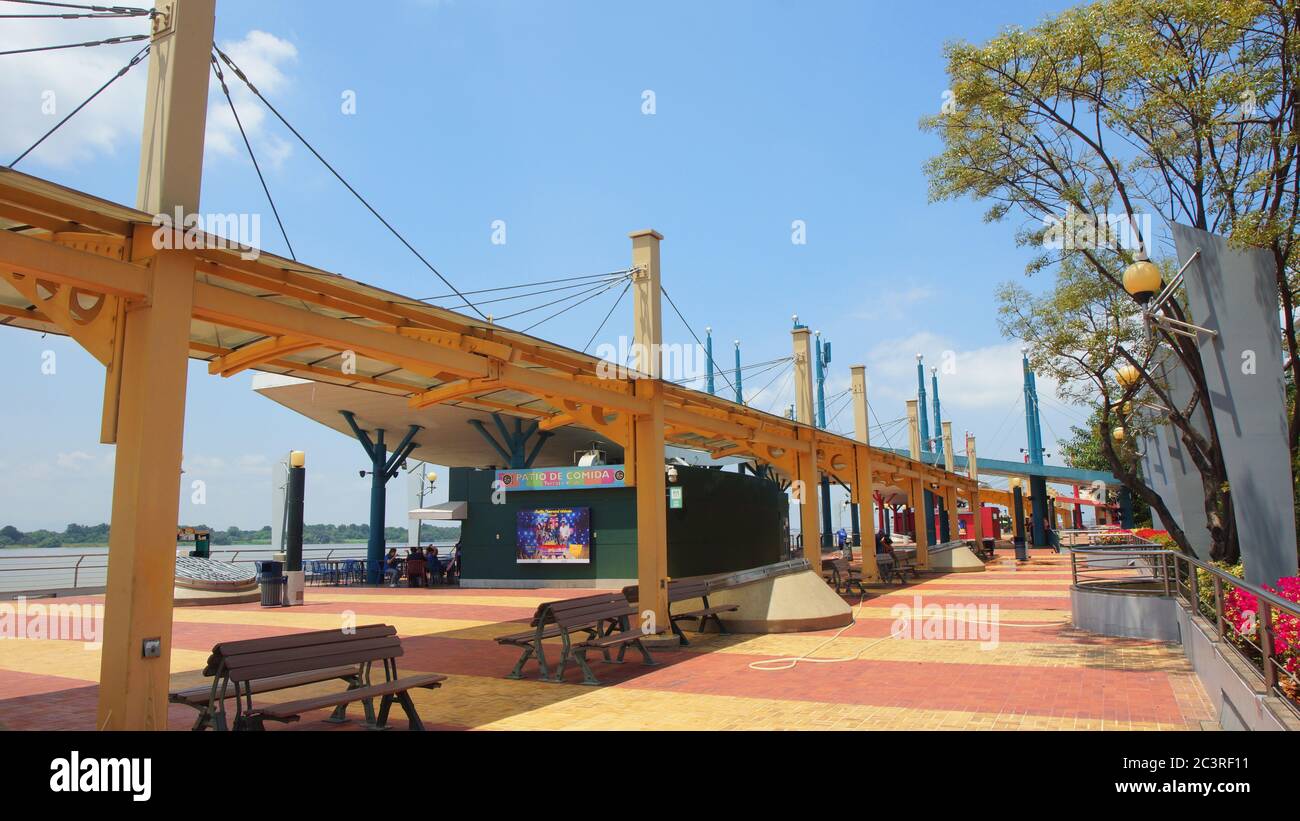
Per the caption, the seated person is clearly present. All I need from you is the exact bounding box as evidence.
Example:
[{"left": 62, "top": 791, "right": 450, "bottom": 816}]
[
  {"left": 425, "top": 545, "right": 443, "bottom": 579},
  {"left": 875, "top": 531, "right": 894, "bottom": 554},
  {"left": 384, "top": 548, "right": 402, "bottom": 586}
]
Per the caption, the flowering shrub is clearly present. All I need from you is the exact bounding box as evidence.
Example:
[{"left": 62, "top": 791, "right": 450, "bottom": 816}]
[
  {"left": 1197, "top": 562, "right": 1243, "bottom": 621},
  {"left": 1220, "top": 574, "right": 1300, "bottom": 702}
]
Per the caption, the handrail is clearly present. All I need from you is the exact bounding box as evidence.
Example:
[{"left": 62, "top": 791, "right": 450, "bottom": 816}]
[
  {"left": 0, "top": 544, "right": 377, "bottom": 593},
  {"left": 1071, "top": 546, "right": 1299, "bottom": 714}
]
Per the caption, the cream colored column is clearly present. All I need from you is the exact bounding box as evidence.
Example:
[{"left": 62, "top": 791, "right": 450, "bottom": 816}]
[
  {"left": 850, "top": 365, "right": 878, "bottom": 581},
  {"left": 906, "top": 399, "right": 928, "bottom": 566},
  {"left": 97, "top": 0, "right": 215, "bottom": 731},
  {"left": 630, "top": 230, "right": 668, "bottom": 635},
  {"left": 630, "top": 230, "right": 663, "bottom": 379},
  {"left": 941, "top": 421, "right": 959, "bottom": 541},
  {"left": 792, "top": 326, "right": 820, "bottom": 564},
  {"left": 966, "top": 432, "right": 984, "bottom": 543}
]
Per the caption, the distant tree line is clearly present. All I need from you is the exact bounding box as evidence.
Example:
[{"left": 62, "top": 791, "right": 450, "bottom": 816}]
[{"left": 0, "top": 522, "right": 460, "bottom": 548}]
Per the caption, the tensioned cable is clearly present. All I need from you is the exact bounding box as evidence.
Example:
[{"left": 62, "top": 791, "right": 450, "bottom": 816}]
[
  {"left": 521, "top": 276, "right": 629, "bottom": 335},
  {"left": 0, "top": 32, "right": 147, "bottom": 57},
  {"left": 868, "top": 400, "right": 897, "bottom": 450},
  {"left": 582, "top": 277, "right": 632, "bottom": 353},
  {"left": 1, "top": 0, "right": 152, "bottom": 12},
  {"left": 415, "top": 269, "right": 634, "bottom": 302},
  {"left": 749, "top": 359, "right": 794, "bottom": 408},
  {"left": 213, "top": 43, "right": 487, "bottom": 320},
  {"left": 426, "top": 274, "right": 628, "bottom": 312},
  {"left": 493, "top": 274, "right": 629, "bottom": 323},
  {"left": 672, "top": 355, "right": 792, "bottom": 387},
  {"left": 210, "top": 52, "right": 295, "bottom": 260},
  {"left": 659, "top": 285, "right": 735, "bottom": 394},
  {"left": 7, "top": 42, "right": 149, "bottom": 168}
]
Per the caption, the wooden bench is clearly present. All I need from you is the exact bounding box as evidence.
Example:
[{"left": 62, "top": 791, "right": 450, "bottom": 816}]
[
  {"left": 177, "top": 624, "right": 445, "bottom": 730},
  {"left": 544, "top": 592, "right": 657, "bottom": 685},
  {"left": 169, "top": 665, "right": 362, "bottom": 731},
  {"left": 494, "top": 592, "right": 623, "bottom": 681},
  {"left": 823, "top": 557, "right": 866, "bottom": 595},
  {"left": 622, "top": 578, "right": 740, "bottom": 645}
]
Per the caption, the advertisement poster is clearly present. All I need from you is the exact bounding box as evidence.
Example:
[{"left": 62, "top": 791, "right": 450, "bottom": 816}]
[{"left": 516, "top": 507, "right": 591, "bottom": 563}]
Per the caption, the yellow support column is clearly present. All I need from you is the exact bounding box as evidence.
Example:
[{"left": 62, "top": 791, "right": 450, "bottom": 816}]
[
  {"left": 850, "top": 365, "right": 878, "bottom": 581},
  {"left": 966, "top": 433, "right": 984, "bottom": 542},
  {"left": 906, "top": 399, "right": 928, "bottom": 567},
  {"left": 629, "top": 230, "right": 663, "bottom": 379},
  {"left": 633, "top": 378, "right": 669, "bottom": 635},
  {"left": 97, "top": 0, "right": 215, "bottom": 731},
  {"left": 630, "top": 230, "right": 668, "bottom": 635},
  {"left": 796, "top": 428, "right": 821, "bottom": 567},
  {"left": 942, "top": 422, "right": 959, "bottom": 541},
  {"left": 792, "top": 325, "right": 820, "bottom": 565}
]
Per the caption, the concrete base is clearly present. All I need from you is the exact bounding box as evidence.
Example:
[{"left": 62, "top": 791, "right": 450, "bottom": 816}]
[
  {"left": 285, "top": 570, "right": 305, "bottom": 606},
  {"left": 677, "top": 568, "right": 851, "bottom": 634},
  {"left": 1071, "top": 585, "right": 1182, "bottom": 641},
  {"left": 173, "top": 585, "right": 259, "bottom": 607},
  {"left": 926, "top": 545, "right": 987, "bottom": 573}
]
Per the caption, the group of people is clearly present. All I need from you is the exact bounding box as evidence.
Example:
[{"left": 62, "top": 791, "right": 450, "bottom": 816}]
[{"left": 383, "top": 542, "right": 460, "bottom": 587}]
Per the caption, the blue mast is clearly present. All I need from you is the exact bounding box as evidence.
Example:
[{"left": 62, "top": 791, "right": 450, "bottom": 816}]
[
  {"left": 734, "top": 340, "right": 743, "bottom": 405},
  {"left": 705, "top": 326, "right": 715, "bottom": 395}
]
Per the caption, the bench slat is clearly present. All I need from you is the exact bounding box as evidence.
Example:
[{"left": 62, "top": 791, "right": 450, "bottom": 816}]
[
  {"left": 221, "top": 636, "right": 401, "bottom": 672},
  {"left": 204, "top": 625, "right": 393, "bottom": 675},
  {"left": 169, "top": 666, "right": 360, "bottom": 706},
  {"left": 231, "top": 642, "right": 405, "bottom": 682},
  {"left": 252, "top": 674, "right": 447, "bottom": 720}
]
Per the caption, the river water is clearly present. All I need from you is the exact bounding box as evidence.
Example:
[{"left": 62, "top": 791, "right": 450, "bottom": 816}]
[{"left": 0, "top": 542, "right": 457, "bottom": 594}]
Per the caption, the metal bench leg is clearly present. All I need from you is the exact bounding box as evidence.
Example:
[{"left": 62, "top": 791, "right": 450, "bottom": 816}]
[
  {"left": 507, "top": 644, "right": 536, "bottom": 679},
  {"left": 671, "top": 617, "right": 689, "bottom": 646},
  {"left": 371, "top": 694, "right": 395, "bottom": 730},
  {"left": 396, "top": 690, "right": 425, "bottom": 731},
  {"left": 572, "top": 649, "right": 602, "bottom": 686},
  {"left": 634, "top": 639, "right": 659, "bottom": 667}
]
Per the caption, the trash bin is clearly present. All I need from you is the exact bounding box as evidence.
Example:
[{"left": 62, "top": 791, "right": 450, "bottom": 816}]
[
  {"left": 259, "top": 560, "right": 286, "bottom": 607},
  {"left": 982, "top": 538, "right": 995, "bottom": 556},
  {"left": 1013, "top": 536, "right": 1028, "bottom": 562}
]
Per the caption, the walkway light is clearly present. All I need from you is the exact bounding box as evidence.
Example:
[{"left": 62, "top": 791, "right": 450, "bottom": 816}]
[
  {"left": 1123, "top": 257, "right": 1162, "bottom": 304},
  {"left": 1116, "top": 364, "right": 1141, "bottom": 389}
]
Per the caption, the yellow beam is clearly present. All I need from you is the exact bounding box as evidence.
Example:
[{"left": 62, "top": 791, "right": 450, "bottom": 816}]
[{"left": 207, "top": 335, "right": 318, "bottom": 378}]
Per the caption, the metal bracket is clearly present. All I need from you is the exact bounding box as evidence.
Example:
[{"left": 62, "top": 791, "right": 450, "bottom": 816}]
[{"left": 151, "top": 2, "right": 175, "bottom": 39}]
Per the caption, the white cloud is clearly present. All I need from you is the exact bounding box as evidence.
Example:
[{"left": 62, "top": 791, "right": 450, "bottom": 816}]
[
  {"left": 0, "top": 17, "right": 150, "bottom": 166},
  {"left": 206, "top": 30, "right": 298, "bottom": 170},
  {"left": 0, "top": 22, "right": 297, "bottom": 172}
]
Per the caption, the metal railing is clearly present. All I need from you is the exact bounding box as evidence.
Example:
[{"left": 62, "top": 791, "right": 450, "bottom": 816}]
[
  {"left": 0, "top": 544, "right": 370, "bottom": 594},
  {"left": 1071, "top": 545, "right": 1300, "bottom": 716}
]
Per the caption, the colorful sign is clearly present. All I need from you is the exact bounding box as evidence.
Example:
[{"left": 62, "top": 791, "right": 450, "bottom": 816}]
[
  {"left": 495, "top": 465, "right": 626, "bottom": 492},
  {"left": 516, "top": 507, "right": 591, "bottom": 564}
]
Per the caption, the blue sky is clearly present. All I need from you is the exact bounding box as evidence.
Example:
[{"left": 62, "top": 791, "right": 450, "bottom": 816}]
[{"left": 0, "top": 0, "right": 1092, "bottom": 532}]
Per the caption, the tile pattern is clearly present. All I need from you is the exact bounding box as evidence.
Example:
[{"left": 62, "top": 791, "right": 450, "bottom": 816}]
[{"left": 0, "top": 549, "right": 1216, "bottom": 730}]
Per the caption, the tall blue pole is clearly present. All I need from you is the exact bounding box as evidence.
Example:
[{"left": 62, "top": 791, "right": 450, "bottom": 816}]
[
  {"left": 734, "top": 340, "right": 743, "bottom": 405},
  {"left": 1023, "top": 352, "right": 1048, "bottom": 546},
  {"left": 341, "top": 411, "right": 421, "bottom": 584},
  {"left": 705, "top": 327, "right": 715, "bottom": 395},
  {"left": 916, "top": 354, "right": 934, "bottom": 545},
  {"left": 931, "top": 366, "right": 949, "bottom": 541},
  {"left": 816, "top": 332, "right": 832, "bottom": 547},
  {"left": 931, "top": 367, "right": 943, "bottom": 457}
]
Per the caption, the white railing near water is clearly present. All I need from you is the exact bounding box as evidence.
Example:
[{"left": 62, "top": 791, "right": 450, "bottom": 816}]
[{"left": 0, "top": 544, "right": 375, "bottom": 595}]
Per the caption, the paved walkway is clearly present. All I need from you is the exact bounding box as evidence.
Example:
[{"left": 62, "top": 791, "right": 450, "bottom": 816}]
[{"left": 0, "top": 549, "right": 1216, "bottom": 730}]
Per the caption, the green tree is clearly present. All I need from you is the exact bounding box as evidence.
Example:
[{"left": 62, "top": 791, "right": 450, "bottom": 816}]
[{"left": 922, "top": 0, "right": 1300, "bottom": 563}]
